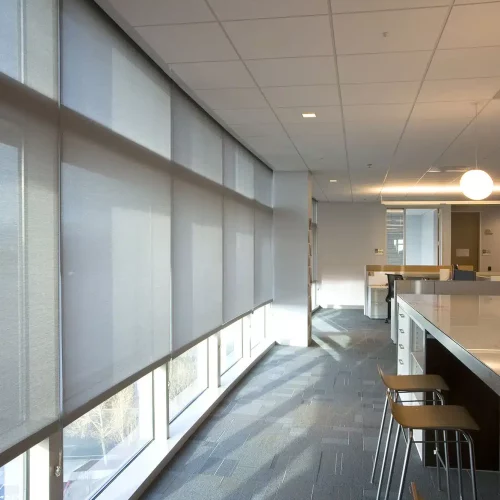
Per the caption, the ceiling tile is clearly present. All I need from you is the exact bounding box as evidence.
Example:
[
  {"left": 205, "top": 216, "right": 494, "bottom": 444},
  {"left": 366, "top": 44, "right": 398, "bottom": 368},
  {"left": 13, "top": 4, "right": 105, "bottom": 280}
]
[
  {"left": 343, "top": 103, "right": 412, "bottom": 122},
  {"left": 338, "top": 52, "right": 431, "bottom": 83},
  {"left": 418, "top": 78, "right": 500, "bottom": 102},
  {"left": 208, "top": 0, "right": 328, "bottom": 20},
  {"left": 455, "top": 0, "right": 500, "bottom": 3},
  {"left": 284, "top": 121, "right": 344, "bottom": 137},
  {"left": 274, "top": 106, "right": 342, "bottom": 123},
  {"left": 341, "top": 82, "right": 420, "bottom": 104},
  {"left": 136, "top": 23, "right": 237, "bottom": 63},
  {"left": 263, "top": 85, "right": 340, "bottom": 108},
  {"left": 222, "top": 17, "right": 333, "bottom": 59},
  {"left": 245, "top": 135, "right": 298, "bottom": 155},
  {"left": 104, "top": 0, "right": 214, "bottom": 26},
  {"left": 333, "top": 8, "right": 448, "bottom": 55},
  {"left": 169, "top": 61, "right": 255, "bottom": 89},
  {"left": 262, "top": 153, "right": 308, "bottom": 171},
  {"left": 230, "top": 122, "right": 287, "bottom": 138},
  {"left": 427, "top": 47, "right": 500, "bottom": 80},
  {"left": 195, "top": 88, "right": 268, "bottom": 109},
  {"left": 331, "top": 0, "right": 449, "bottom": 13},
  {"left": 215, "top": 107, "right": 279, "bottom": 124},
  {"left": 439, "top": 3, "right": 500, "bottom": 50},
  {"left": 246, "top": 57, "right": 337, "bottom": 87}
]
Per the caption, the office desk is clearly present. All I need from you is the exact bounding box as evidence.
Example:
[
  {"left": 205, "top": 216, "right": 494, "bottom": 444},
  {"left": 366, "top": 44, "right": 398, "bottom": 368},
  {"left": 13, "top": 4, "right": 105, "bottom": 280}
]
[{"left": 396, "top": 294, "right": 500, "bottom": 471}]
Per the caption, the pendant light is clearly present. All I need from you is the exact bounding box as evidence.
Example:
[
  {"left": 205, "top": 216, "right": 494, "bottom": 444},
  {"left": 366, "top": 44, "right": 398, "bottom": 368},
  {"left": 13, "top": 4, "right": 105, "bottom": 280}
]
[{"left": 460, "top": 102, "right": 493, "bottom": 200}]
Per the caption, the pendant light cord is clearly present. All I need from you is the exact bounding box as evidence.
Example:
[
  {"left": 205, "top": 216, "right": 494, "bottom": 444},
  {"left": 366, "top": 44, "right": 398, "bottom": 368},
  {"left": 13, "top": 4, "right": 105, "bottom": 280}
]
[{"left": 475, "top": 101, "right": 478, "bottom": 170}]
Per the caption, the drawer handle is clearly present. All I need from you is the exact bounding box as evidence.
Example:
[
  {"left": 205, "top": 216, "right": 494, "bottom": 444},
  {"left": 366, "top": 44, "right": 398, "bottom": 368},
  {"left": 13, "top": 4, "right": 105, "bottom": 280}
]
[
  {"left": 399, "top": 329, "right": 404, "bottom": 333},
  {"left": 399, "top": 313, "right": 405, "bottom": 318},
  {"left": 399, "top": 359, "right": 404, "bottom": 365},
  {"left": 399, "top": 344, "right": 404, "bottom": 349}
]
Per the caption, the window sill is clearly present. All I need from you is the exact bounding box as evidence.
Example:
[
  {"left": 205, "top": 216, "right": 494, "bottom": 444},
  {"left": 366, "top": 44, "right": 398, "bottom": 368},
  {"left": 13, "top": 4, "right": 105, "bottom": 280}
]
[{"left": 98, "top": 339, "right": 275, "bottom": 500}]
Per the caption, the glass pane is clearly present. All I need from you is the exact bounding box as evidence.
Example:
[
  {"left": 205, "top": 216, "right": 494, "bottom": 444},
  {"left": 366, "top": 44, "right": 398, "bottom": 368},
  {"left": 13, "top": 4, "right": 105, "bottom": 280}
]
[
  {"left": 250, "top": 307, "right": 266, "bottom": 350},
  {"left": 63, "top": 374, "right": 153, "bottom": 499},
  {"left": 220, "top": 320, "right": 243, "bottom": 374},
  {"left": 0, "top": 454, "right": 25, "bottom": 500},
  {"left": 386, "top": 209, "right": 404, "bottom": 265},
  {"left": 169, "top": 341, "right": 208, "bottom": 421},
  {"left": 405, "top": 209, "right": 438, "bottom": 265}
]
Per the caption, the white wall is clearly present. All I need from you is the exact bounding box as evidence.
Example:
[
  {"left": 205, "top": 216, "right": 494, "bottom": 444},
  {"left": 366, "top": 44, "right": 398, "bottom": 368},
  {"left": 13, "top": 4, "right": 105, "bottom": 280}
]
[
  {"left": 452, "top": 205, "right": 500, "bottom": 271},
  {"left": 273, "top": 172, "right": 311, "bottom": 346},
  {"left": 317, "top": 202, "right": 386, "bottom": 307}
]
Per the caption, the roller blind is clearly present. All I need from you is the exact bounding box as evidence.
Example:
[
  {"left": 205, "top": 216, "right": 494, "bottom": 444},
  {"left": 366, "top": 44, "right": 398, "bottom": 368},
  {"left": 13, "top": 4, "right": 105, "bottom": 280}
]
[
  {"left": 386, "top": 209, "right": 404, "bottom": 265},
  {"left": 224, "top": 198, "right": 254, "bottom": 322},
  {"left": 62, "top": 0, "right": 171, "bottom": 158},
  {"left": 254, "top": 161, "right": 273, "bottom": 207},
  {"left": 172, "top": 89, "right": 223, "bottom": 184},
  {"left": 255, "top": 210, "right": 273, "bottom": 305},
  {"left": 0, "top": 91, "right": 59, "bottom": 456},
  {"left": 0, "top": 0, "right": 58, "bottom": 99},
  {"left": 223, "top": 135, "right": 254, "bottom": 199},
  {"left": 61, "top": 127, "right": 171, "bottom": 415},
  {"left": 172, "top": 178, "right": 223, "bottom": 352}
]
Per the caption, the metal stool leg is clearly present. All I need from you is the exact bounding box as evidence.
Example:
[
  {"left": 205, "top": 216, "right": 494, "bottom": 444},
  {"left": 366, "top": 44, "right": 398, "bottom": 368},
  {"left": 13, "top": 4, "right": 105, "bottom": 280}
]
[
  {"left": 384, "top": 423, "right": 402, "bottom": 500},
  {"left": 433, "top": 392, "right": 441, "bottom": 490},
  {"left": 371, "top": 390, "right": 389, "bottom": 483},
  {"left": 376, "top": 414, "right": 395, "bottom": 500},
  {"left": 443, "top": 430, "right": 451, "bottom": 500},
  {"left": 456, "top": 431, "right": 463, "bottom": 499},
  {"left": 397, "top": 429, "right": 413, "bottom": 500},
  {"left": 463, "top": 432, "right": 478, "bottom": 500}
]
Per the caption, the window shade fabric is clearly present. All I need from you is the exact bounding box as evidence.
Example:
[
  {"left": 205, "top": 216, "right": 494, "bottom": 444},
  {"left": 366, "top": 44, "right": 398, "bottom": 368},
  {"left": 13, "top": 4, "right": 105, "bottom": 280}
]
[
  {"left": 61, "top": 128, "right": 171, "bottom": 415},
  {"left": 224, "top": 136, "right": 254, "bottom": 199},
  {"left": 254, "top": 210, "right": 273, "bottom": 305},
  {"left": 172, "top": 88, "right": 223, "bottom": 184},
  {"left": 0, "top": 0, "right": 58, "bottom": 99},
  {"left": 224, "top": 198, "right": 254, "bottom": 322},
  {"left": 62, "top": 0, "right": 171, "bottom": 158},
  {"left": 254, "top": 162, "right": 273, "bottom": 207},
  {"left": 172, "top": 178, "right": 223, "bottom": 352},
  {"left": 0, "top": 91, "right": 59, "bottom": 457}
]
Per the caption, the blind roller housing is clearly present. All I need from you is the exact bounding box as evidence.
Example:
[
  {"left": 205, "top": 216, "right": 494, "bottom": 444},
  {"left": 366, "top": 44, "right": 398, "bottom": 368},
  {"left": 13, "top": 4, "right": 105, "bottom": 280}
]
[
  {"left": 172, "top": 179, "right": 223, "bottom": 351},
  {"left": 254, "top": 162, "right": 273, "bottom": 207},
  {"left": 62, "top": 129, "right": 171, "bottom": 415},
  {"left": 62, "top": 0, "right": 171, "bottom": 158},
  {"left": 254, "top": 210, "right": 273, "bottom": 305},
  {"left": 0, "top": 95, "right": 59, "bottom": 456},
  {"left": 223, "top": 198, "right": 254, "bottom": 322},
  {"left": 223, "top": 136, "right": 254, "bottom": 199},
  {"left": 172, "top": 89, "right": 223, "bottom": 184}
]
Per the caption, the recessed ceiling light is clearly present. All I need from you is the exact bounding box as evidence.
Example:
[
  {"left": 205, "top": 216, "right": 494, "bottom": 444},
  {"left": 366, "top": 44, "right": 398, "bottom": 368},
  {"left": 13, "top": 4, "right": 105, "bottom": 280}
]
[
  {"left": 302, "top": 112, "right": 316, "bottom": 118},
  {"left": 428, "top": 168, "right": 441, "bottom": 173},
  {"left": 329, "top": 179, "right": 337, "bottom": 183}
]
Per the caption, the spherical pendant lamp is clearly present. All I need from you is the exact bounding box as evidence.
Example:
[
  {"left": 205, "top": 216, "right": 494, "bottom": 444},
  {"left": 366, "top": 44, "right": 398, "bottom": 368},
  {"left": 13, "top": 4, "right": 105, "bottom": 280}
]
[
  {"left": 460, "top": 102, "right": 493, "bottom": 201},
  {"left": 460, "top": 169, "right": 493, "bottom": 200}
]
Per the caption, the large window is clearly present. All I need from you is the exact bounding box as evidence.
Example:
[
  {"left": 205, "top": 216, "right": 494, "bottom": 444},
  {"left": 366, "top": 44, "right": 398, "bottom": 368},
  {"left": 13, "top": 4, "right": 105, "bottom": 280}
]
[
  {"left": 220, "top": 320, "right": 243, "bottom": 374},
  {"left": 386, "top": 208, "right": 439, "bottom": 265},
  {"left": 63, "top": 374, "right": 153, "bottom": 499},
  {"left": 0, "top": 455, "right": 25, "bottom": 500},
  {"left": 250, "top": 306, "right": 266, "bottom": 350},
  {"left": 168, "top": 341, "right": 208, "bottom": 421}
]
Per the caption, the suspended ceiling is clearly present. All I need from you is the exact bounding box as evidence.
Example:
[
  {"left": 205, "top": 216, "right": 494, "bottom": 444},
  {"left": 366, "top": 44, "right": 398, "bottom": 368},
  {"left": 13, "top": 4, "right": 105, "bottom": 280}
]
[{"left": 96, "top": 0, "right": 500, "bottom": 203}]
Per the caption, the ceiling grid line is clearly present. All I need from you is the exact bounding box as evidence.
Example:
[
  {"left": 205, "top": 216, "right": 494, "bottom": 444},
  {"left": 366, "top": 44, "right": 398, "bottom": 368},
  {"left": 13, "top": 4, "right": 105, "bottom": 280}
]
[
  {"left": 199, "top": 0, "right": 331, "bottom": 202},
  {"left": 377, "top": 0, "right": 457, "bottom": 200}
]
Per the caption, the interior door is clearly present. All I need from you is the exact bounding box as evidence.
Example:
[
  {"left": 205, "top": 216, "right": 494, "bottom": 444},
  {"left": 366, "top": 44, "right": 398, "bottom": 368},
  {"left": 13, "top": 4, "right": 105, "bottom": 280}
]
[{"left": 451, "top": 212, "right": 480, "bottom": 271}]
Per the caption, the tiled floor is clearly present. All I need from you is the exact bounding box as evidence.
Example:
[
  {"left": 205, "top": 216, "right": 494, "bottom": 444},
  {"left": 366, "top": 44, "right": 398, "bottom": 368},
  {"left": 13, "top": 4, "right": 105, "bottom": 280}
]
[{"left": 142, "top": 309, "right": 500, "bottom": 500}]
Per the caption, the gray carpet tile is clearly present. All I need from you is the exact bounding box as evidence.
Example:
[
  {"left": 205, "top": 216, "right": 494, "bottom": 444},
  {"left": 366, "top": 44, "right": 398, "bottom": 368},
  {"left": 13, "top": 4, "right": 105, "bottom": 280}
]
[{"left": 142, "top": 309, "right": 499, "bottom": 500}]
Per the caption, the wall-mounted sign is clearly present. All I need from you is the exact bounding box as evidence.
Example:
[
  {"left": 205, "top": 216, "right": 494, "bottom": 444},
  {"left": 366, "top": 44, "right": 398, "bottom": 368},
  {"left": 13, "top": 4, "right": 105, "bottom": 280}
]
[
  {"left": 485, "top": 229, "right": 493, "bottom": 235},
  {"left": 374, "top": 248, "right": 384, "bottom": 255},
  {"left": 456, "top": 248, "right": 469, "bottom": 257},
  {"left": 482, "top": 249, "right": 492, "bottom": 256}
]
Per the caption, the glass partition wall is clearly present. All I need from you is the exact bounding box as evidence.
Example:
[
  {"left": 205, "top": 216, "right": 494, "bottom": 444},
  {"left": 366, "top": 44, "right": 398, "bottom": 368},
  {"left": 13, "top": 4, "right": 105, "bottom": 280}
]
[
  {"left": 0, "top": 0, "right": 274, "bottom": 498},
  {"left": 386, "top": 208, "right": 439, "bottom": 265}
]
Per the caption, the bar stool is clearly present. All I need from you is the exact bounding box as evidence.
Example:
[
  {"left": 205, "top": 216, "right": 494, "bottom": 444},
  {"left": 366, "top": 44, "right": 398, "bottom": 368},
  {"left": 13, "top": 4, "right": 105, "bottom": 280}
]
[
  {"left": 382, "top": 393, "right": 479, "bottom": 500},
  {"left": 371, "top": 366, "right": 449, "bottom": 490}
]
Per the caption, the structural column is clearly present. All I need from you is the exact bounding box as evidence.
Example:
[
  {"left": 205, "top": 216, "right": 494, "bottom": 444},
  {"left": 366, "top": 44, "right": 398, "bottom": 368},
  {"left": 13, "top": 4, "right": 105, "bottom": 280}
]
[{"left": 272, "top": 172, "right": 312, "bottom": 347}]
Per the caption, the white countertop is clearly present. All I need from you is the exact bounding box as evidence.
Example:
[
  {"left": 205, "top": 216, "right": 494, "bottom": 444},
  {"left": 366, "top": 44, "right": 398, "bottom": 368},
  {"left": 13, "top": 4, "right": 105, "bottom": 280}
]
[{"left": 399, "top": 294, "right": 500, "bottom": 392}]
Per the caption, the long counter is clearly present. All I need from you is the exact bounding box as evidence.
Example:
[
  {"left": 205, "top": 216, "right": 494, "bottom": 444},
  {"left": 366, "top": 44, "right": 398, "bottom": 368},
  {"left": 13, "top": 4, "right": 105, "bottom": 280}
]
[
  {"left": 396, "top": 294, "right": 500, "bottom": 472},
  {"left": 398, "top": 294, "right": 500, "bottom": 396}
]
